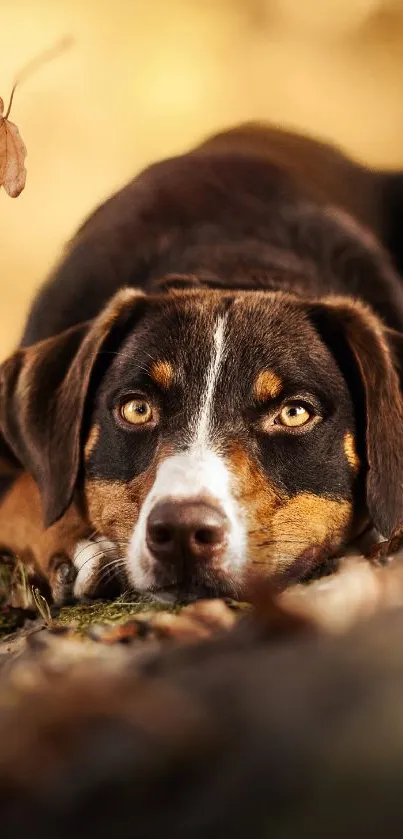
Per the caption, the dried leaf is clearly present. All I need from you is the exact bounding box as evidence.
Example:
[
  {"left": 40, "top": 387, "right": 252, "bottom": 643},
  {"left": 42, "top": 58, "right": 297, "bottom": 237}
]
[
  {"left": 31, "top": 586, "right": 52, "bottom": 625},
  {"left": 0, "top": 97, "right": 27, "bottom": 197},
  {"left": 0, "top": 36, "right": 73, "bottom": 199}
]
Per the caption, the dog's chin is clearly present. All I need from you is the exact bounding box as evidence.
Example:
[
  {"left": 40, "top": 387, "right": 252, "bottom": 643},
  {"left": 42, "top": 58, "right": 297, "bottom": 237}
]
[
  {"left": 150, "top": 585, "right": 217, "bottom": 605},
  {"left": 146, "top": 573, "right": 239, "bottom": 605}
]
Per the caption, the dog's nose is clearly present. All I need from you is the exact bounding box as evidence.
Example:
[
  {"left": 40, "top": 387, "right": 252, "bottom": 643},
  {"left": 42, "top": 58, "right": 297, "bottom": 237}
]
[{"left": 146, "top": 499, "right": 229, "bottom": 564}]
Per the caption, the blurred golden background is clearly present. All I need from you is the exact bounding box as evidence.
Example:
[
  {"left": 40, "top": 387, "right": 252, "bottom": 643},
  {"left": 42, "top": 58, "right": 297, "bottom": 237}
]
[{"left": 2, "top": 0, "right": 403, "bottom": 358}]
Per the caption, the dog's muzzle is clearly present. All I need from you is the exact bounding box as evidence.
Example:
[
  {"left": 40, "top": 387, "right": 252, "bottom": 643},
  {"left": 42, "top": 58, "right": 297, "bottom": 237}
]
[{"left": 127, "top": 450, "right": 247, "bottom": 594}]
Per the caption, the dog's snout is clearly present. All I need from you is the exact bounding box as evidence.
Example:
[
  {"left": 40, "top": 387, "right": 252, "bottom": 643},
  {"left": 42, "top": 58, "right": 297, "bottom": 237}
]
[{"left": 146, "top": 499, "right": 229, "bottom": 564}]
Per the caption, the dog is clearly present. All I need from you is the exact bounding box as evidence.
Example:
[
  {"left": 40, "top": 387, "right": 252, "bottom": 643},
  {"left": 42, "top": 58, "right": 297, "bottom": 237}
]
[{"left": 1, "top": 122, "right": 403, "bottom": 604}]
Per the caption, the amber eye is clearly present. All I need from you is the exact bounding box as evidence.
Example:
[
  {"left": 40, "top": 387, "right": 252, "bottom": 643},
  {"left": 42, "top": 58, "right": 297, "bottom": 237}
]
[
  {"left": 277, "top": 404, "right": 312, "bottom": 428},
  {"left": 120, "top": 398, "right": 153, "bottom": 425}
]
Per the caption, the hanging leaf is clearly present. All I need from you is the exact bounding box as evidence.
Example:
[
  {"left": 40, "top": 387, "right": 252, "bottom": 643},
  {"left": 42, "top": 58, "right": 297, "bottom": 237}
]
[
  {"left": 0, "top": 97, "right": 27, "bottom": 197},
  {"left": 0, "top": 36, "right": 73, "bottom": 199}
]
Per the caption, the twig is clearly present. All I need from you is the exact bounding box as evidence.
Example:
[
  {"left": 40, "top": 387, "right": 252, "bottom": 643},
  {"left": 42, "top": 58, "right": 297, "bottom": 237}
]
[{"left": 4, "top": 35, "right": 74, "bottom": 119}]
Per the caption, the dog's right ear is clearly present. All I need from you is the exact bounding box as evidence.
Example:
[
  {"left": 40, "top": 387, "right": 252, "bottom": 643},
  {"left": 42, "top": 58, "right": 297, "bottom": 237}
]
[
  {"left": 309, "top": 297, "right": 403, "bottom": 539},
  {"left": 0, "top": 289, "right": 146, "bottom": 528}
]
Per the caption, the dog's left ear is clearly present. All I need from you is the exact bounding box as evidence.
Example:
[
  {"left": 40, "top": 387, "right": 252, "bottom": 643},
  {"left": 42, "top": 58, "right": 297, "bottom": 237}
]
[
  {"left": 309, "top": 297, "right": 403, "bottom": 539},
  {"left": 0, "top": 289, "right": 146, "bottom": 527}
]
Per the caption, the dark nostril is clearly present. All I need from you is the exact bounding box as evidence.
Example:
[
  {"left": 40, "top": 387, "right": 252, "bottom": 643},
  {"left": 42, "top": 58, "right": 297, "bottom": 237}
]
[
  {"left": 150, "top": 525, "right": 173, "bottom": 545},
  {"left": 146, "top": 499, "right": 229, "bottom": 563},
  {"left": 194, "top": 527, "right": 223, "bottom": 545}
]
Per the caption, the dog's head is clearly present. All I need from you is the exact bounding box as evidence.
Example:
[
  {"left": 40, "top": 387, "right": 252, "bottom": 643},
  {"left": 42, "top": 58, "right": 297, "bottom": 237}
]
[{"left": 2, "top": 285, "right": 403, "bottom": 599}]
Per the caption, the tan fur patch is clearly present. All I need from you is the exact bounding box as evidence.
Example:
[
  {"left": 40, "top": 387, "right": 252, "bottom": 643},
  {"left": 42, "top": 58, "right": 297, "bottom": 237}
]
[
  {"left": 84, "top": 474, "right": 154, "bottom": 544},
  {"left": 253, "top": 370, "right": 282, "bottom": 402},
  {"left": 84, "top": 424, "right": 100, "bottom": 461},
  {"left": 268, "top": 493, "right": 353, "bottom": 575},
  {"left": 226, "top": 442, "right": 352, "bottom": 578},
  {"left": 150, "top": 360, "right": 174, "bottom": 390},
  {"left": 344, "top": 432, "right": 360, "bottom": 472},
  {"left": 225, "top": 443, "right": 284, "bottom": 558},
  {"left": 85, "top": 478, "right": 140, "bottom": 543},
  {"left": 83, "top": 445, "right": 174, "bottom": 543},
  {"left": 0, "top": 473, "right": 89, "bottom": 575}
]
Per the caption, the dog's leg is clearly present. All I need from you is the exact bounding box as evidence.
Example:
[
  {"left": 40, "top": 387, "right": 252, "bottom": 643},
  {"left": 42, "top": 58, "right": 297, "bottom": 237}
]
[{"left": 0, "top": 473, "right": 119, "bottom": 604}]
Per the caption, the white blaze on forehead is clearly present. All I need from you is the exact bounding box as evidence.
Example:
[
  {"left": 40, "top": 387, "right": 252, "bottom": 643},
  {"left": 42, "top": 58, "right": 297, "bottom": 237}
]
[
  {"left": 146, "top": 450, "right": 232, "bottom": 502},
  {"left": 192, "top": 315, "right": 227, "bottom": 448}
]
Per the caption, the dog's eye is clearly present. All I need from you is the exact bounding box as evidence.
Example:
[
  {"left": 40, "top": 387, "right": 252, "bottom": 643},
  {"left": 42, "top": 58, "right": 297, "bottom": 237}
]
[
  {"left": 120, "top": 398, "right": 153, "bottom": 425},
  {"left": 277, "top": 404, "right": 311, "bottom": 428}
]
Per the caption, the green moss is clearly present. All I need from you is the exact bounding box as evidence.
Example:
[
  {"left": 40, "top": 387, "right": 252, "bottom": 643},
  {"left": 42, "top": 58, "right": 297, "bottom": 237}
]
[
  {"left": 0, "top": 555, "right": 22, "bottom": 636},
  {"left": 55, "top": 593, "right": 178, "bottom": 634},
  {"left": 0, "top": 607, "right": 25, "bottom": 635},
  {"left": 0, "top": 546, "right": 248, "bottom": 642},
  {"left": 0, "top": 557, "right": 13, "bottom": 606}
]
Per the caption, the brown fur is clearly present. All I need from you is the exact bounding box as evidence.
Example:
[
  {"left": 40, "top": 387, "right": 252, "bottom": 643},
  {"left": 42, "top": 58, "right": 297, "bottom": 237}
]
[
  {"left": 197, "top": 124, "right": 380, "bottom": 230},
  {"left": 84, "top": 425, "right": 100, "bottom": 461},
  {"left": 0, "top": 289, "right": 145, "bottom": 528},
  {"left": 83, "top": 441, "right": 174, "bottom": 543},
  {"left": 225, "top": 443, "right": 284, "bottom": 563},
  {"left": 0, "top": 473, "right": 89, "bottom": 578},
  {"left": 150, "top": 360, "right": 174, "bottom": 390},
  {"left": 344, "top": 432, "right": 360, "bottom": 472},
  {"left": 84, "top": 477, "right": 147, "bottom": 544},
  {"left": 311, "top": 296, "right": 403, "bottom": 536},
  {"left": 225, "top": 443, "right": 351, "bottom": 577},
  {"left": 253, "top": 370, "right": 283, "bottom": 402},
  {"left": 269, "top": 494, "right": 353, "bottom": 579}
]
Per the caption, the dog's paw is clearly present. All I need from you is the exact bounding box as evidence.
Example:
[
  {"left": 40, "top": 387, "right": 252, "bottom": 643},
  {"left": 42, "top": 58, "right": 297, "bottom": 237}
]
[
  {"left": 72, "top": 536, "right": 124, "bottom": 600},
  {"left": 47, "top": 554, "right": 78, "bottom": 605}
]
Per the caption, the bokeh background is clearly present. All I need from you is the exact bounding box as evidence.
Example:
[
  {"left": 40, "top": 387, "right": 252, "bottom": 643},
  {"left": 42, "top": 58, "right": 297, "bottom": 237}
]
[{"left": 2, "top": 0, "right": 403, "bottom": 358}]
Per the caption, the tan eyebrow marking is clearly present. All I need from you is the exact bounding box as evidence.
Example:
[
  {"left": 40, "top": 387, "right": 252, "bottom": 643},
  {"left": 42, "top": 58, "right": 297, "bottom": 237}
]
[
  {"left": 344, "top": 432, "right": 360, "bottom": 472},
  {"left": 84, "top": 424, "right": 100, "bottom": 461},
  {"left": 254, "top": 370, "right": 283, "bottom": 402},
  {"left": 150, "top": 360, "right": 174, "bottom": 390}
]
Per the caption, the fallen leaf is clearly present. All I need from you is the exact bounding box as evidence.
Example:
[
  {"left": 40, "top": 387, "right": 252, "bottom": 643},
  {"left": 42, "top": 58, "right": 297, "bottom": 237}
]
[{"left": 0, "top": 97, "right": 27, "bottom": 198}]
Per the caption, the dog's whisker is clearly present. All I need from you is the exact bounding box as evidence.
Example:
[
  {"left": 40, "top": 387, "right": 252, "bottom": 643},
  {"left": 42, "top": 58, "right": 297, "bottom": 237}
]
[
  {"left": 95, "top": 557, "right": 128, "bottom": 587},
  {"left": 120, "top": 586, "right": 138, "bottom": 599},
  {"left": 98, "top": 350, "right": 160, "bottom": 373},
  {"left": 73, "top": 538, "right": 130, "bottom": 563},
  {"left": 73, "top": 543, "right": 116, "bottom": 564},
  {"left": 74, "top": 546, "right": 126, "bottom": 572},
  {"left": 99, "top": 557, "right": 127, "bottom": 573},
  {"left": 72, "top": 537, "right": 109, "bottom": 563}
]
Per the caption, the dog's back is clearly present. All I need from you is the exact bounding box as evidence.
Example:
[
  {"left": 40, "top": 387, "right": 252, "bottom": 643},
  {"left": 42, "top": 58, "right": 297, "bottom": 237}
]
[{"left": 21, "top": 122, "right": 403, "bottom": 345}]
